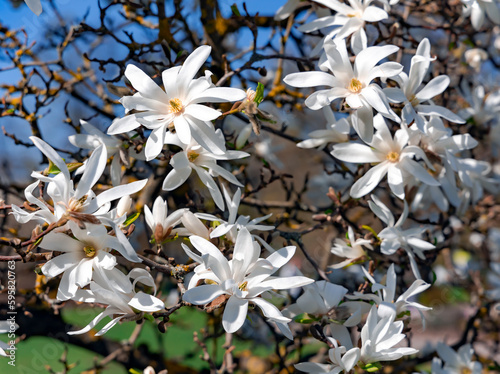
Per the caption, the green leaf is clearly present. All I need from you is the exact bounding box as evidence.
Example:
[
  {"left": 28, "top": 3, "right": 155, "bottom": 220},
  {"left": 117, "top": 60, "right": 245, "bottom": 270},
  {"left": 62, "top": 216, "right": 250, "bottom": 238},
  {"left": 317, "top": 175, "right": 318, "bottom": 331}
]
[
  {"left": 362, "top": 362, "right": 382, "bottom": 372},
  {"left": 294, "top": 313, "right": 320, "bottom": 324},
  {"left": 254, "top": 82, "right": 265, "bottom": 105},
  {"left": 45, "top": 159, "right": 83, "bottom": 175},
  {"left": 230, "top": 3, "right": 241, "bottom": 16},
  {"left": 144, "top": 314, "right": 155, "bottom": 323},
  {"left": 362, "top": 225, "right": 380, "bottom": 241},
  {"left": 123, "top": 212, "right": 140, "bottom": 227}
]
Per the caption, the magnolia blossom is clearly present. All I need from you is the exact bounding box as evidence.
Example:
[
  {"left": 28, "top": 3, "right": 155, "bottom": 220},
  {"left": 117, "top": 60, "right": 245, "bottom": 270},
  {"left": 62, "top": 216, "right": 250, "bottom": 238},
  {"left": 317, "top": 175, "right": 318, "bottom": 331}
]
[
  {"left": 162, "top": 131, "right": 248, "bottom": 210},
  {"left": 11, "top": 137, "right": 147, "bottom": 227},
  {"left": 348, "top": 264, "right": 431, "bottom": 318},
  {"left": 68, "top": 268, "right": 164, "bottom": 336},
  {"left": 461, "top": 0, "right": 500, "bottom": 30},
  {"left": 436, "top": 343, "right": 482, "bottom": 373},
  {"left": 295, "top": 337, "right": 360, "bottom": 374},
  {"left": 384, "top": 38, "right": 464, "bottom": 132},
  {"left": 332, "top": 114, "right": 439, "bottom": 199},
  {"left": 40, "top": 221, "right": 140, "bottom": 300},
  {"left": 69, "top": 120, "right": 138, "bottom": 186},
  {"left": 24, "top": 0, "right": 42, "bottom": 15},
  {"left": 108, "top": 45, "right": 246, "bottom": 160},
  {"left": 144, "top": 196, "right": 187, "bottom": 244},
  {"left": 195, "top": 186, "right": 273, "bottom": 243},
  {"left": 297, "top": 107, "right": 350, "bottom": 150},
  {"left": 456, "top": 158, "right": 499, "bottom": 215},
  {"left": 369, "top": 195, "right": 436, "bottom": 279},
  {"left": 359, "top": 306, "right": 418, "bottom": 364},
  {"left": 299, "top": 0, "right": 389, "bottom": 54},
  {"left": 284, "top": 39, "right": 401, "bottom": 142},
  {"left": 330, "top": 226, "right": 373, "bottom": 268},
  {"left": 182, "top": 228, "right": 314, "bottom": 337},
  {"left": 459, "top": 84, "right": 500, "bottom": 126}
]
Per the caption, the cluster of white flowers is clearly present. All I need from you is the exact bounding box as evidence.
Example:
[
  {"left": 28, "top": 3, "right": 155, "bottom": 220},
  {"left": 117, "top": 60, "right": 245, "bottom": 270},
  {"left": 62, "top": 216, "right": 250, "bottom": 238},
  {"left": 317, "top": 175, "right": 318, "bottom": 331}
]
[{"left": 12, "top": 0, "right": 499, "bottom": 371}]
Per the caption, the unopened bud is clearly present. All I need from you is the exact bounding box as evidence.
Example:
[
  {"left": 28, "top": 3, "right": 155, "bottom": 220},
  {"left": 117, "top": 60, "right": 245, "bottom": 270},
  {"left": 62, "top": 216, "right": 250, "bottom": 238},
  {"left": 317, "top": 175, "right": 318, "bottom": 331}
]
[{"left": 117, "top": 195, "right": 132, "bottom": 217}]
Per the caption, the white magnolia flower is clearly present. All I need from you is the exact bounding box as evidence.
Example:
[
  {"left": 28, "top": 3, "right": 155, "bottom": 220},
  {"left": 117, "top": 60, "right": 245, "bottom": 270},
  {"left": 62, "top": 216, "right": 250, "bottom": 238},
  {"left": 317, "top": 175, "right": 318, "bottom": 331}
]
[
  {"left": 144, "top": 196, "right": 187, "bottom": 244},
  {"left": 459, "top": 84, "right": 500, "bottom": 126},
  {"left": 369, "top": 195, "right": 436, "bottom": 279},
  {"left": 297, "top": 107, "right": 350, "bottom": 150},
  {"left": 456, "top": 158, "right": 499, "bottom": 215},
  {"left": 162, "top": 131, "right": 248, "bottom": 210},
  {"left": 108, "top": 45, "right": 246, "bottom": 160},
  {"left": 68, "top": 267, "right": 164, "bottom": 336},
  {"left": 461, "top": 0, "right": 500, "bottom": 30},
  {"left": 24, "top": 0, "right": 42, "bottom": 15},
  {"left": 330, "top": 226, "right": 372, "bottom": 268},
  {"left": 182, "top": 228, "right": 314, "bottom": 337},
  {"left": 69, "top": 120, "right": 137, "bottom": 186},
  {"left": 384, "top": 38, "right": 465, "bottom": 132},
  {"left": 359, "top": 306, "right": 418, "bottom": 364},
  {"left": 295, "top": 337, "right": 360, "bottom": 374},
  {"left": 349, "top": 264, "right": 431, "bottom": 317},
  {"left": 11, "top": 137, "right": 147, "bottom": 257},
  {"left": 332, "top": 114, "right": 439, "bottom": 199},
  {"left": 464, "top": 48, "right": 488, "bottom": 70},
  {"left": 283, "top": 280, "right": 368, "bottom": 328},
  {"left": 299, "top": 0, "right": 389, "bottom": 54},
  {"left": 11, "top": 137, "right": 146, "bottom": 225},
  {"left": 40, "top": 221, "right": 140, "bottom": 300},
  {"left": 284, "top": 39, "right": 401, "bottom": 142},
  {"left": 195, "top": 186, "right": 273, "bottom": 243},
  {"left": 436, "top": 342, "right": 482, "bottom": 374}
]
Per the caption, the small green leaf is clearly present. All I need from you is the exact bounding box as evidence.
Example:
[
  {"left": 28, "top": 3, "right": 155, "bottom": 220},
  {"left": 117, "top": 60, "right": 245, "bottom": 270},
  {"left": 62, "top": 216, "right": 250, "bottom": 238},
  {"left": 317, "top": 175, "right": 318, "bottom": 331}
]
[
  {"left": 129, "top": 369, "right": 142, "bottom": 374},
  {"left": 254, "top": 82, "right": 265, "bottom": 105},
  {"left": 294, "top": 313, "right": 320, "bottom": 324},
  {"left": 230, "top": 3, "right": 241, "bottom": 16},
  {"left": 143, "top": 314, "right": 155, "bottom": 323},
  {"left": 362, "top": 362, "right": 382, "bottom": 372},
  {"left": 123, "top": 212, "right": 140, "bottom": 227},
  {"left": 362, "top": 225, "right": 380, "bottom": 241}
]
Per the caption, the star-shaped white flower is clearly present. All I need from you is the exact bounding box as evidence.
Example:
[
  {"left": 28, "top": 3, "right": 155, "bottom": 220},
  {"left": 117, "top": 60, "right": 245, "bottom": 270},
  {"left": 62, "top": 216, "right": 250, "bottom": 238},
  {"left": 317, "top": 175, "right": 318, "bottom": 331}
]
[
  {"left": 182, "top": 228, "right": 314, "bottom": 337},
  {"left": 284, "top": 39, "right": 401, "bottom": 142},
  {"left": 299, "top": 0, "right": 389, "bottom": 54},
  {"left": 332, "top": 114, "right": 439, "bottom": 199},
  {"left": 162, "top": 131, "right": 248, "bottom": 210},
  {"left": 108, "top": 45, "right": 246, "bottom": 160},
  {"left": 40, "top": 221, "right": 140, "bottom": 300}
]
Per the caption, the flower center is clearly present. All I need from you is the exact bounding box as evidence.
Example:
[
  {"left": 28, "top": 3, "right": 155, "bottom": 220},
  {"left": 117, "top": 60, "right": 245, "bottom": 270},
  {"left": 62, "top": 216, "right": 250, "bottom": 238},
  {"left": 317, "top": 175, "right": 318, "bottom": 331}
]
[
  {"left": 461, "top": 369, "right": 472, "bottom": 374},
  {"left": 238, "top": 281, "right": 248, "bottom": 292},
  {"left": 348, "top": 78, "right": 363, "bottom": 93},
  {"left": 386, "top": 151, "right": 400, "bottom": 163},
  {"left": 187, "top": 150, "right": 200, "bottom": 162},
  {"left": 67, "top": 195, "right": 88, "bottom": 212},
  {"left": 168, "top": 98, "right": 184, "bottom": 114},
  {"left": 83, "top": 245, "right": 96, "bottom": 258},
  {"left": 409, "top": 94, "right": 420, "bottom": 107}
]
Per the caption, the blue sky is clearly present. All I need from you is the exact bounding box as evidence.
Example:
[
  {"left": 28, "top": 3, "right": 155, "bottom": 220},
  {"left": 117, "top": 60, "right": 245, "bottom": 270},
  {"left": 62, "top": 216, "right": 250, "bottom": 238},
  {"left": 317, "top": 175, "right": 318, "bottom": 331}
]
[{"left": 0, "top": 0, "right": 288, "bottom": 183}]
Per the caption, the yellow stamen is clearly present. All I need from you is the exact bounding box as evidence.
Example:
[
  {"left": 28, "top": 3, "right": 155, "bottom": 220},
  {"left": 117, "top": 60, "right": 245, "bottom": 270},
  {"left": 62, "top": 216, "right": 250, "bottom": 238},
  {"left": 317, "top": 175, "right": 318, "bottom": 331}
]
[
  {"left": 83, "top": 245, "right": 96, "bottom": 258},
  {"left": 238, "top": 281, "right": 248, "bottom": 291},
  {"left": 348, "top": 78, "right": 363, "bottom": 94},
  {"left": 168, "top": 98, "right": 184, "bottom": 114},
  {"left": 187, "top": 150, "right": 200, "bottom": 162},
  {"left": 67, "top": 195, "right": 88, "bottom": 212},
  {"left": 460, "top": 369, "right": 472, "bottom": 374},
  {"left": 386, "top": 151, "right": 400, "bottom": 163}
]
